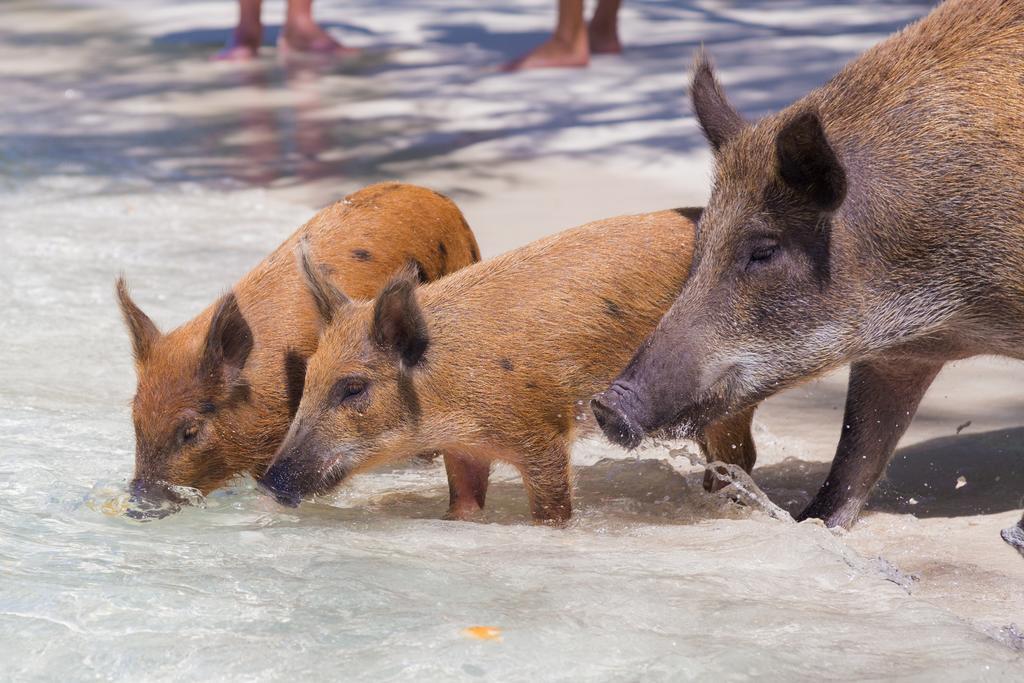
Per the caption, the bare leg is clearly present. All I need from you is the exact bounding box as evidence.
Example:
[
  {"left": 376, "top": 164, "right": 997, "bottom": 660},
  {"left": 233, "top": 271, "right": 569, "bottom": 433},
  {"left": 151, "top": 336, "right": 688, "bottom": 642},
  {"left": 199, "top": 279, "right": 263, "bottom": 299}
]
[
  {"left": 520, "top": 443, "right": 573, "bottom": 525},
  {"left": 588, "top": 0, "right": 623, "bottom": 54},
  {"left": 799, "top": 357, "right": 943, "bottom": 528},
  {"left": 279, "top": 0, "right": 359, "bottom": 56},
  {"left": 442, "top": 453, "right": 491, "bottom": 521},
  {"left": 1002, "top": 516, "right": 1024, "bottom": 558},
  {"left": 699, "top": 404, "right": 757, "bottom": 492},
  {"left": 213, "top": 0, "right": 263, "bottom": 61},
  {"left": 504, "top": 0, "right": 589, "bottom": 71}
]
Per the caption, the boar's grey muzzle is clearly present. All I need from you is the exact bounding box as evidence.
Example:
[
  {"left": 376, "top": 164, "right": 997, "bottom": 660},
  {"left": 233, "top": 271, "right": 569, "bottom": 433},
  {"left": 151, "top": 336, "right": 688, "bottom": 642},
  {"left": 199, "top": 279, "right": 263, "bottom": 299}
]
[{"left": 591, "top": 383, "right": 648, "bottom": 450}]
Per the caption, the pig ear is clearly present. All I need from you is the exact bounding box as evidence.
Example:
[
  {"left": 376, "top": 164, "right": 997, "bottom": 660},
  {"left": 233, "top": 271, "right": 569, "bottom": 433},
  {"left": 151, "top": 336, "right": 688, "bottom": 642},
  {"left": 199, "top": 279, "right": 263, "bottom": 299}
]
[
  {"left": 776, "top": 110, "right": 847, "bottom": 212},
  {"left": 202, "top": 292, "right": 253, "bottom": 381},
  {"left": 372, "top": 267, "right": 429, "bottom": 368},
  {"left": 296, "top": 237, "right": 350, "bottom": 325},
  {"left": 116, "top": 276, "right": 160, "bottom": 363},
  {"left": 690, "top": 50, "right": 746, "bottom": 153}
]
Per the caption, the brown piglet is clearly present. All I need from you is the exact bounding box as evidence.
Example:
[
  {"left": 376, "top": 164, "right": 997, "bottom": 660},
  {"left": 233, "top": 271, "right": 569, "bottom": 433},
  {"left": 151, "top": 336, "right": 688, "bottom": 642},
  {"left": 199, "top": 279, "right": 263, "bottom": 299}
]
[
  {"left": 258, "top": 209, "right": 758, "bottom": 524},
  {"left": 117, "top": 182, "right": 480, "bottom": 516}
]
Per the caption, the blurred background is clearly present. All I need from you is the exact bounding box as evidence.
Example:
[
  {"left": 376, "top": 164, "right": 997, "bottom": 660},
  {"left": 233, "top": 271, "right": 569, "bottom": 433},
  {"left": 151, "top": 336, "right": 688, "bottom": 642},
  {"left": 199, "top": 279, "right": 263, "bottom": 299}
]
[{"left": 2, "top": 0, "right": 938, "bottom": 252}]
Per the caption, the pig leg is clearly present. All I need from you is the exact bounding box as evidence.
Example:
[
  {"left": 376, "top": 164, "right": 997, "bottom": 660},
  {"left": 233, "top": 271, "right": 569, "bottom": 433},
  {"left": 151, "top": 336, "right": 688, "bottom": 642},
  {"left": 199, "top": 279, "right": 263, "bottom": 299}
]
[
  {"left": 1002, "top": 517, "right": 1024, "bottom": 558},
  {"left": 442, "top": 452, "right": 491, "bottom": 521},
  {"left": 520, "top": 443, "right": 572, "bottom": 525},
  {"left": 799, "top": 357, "right": 943, "bottom": 528},
  {"left": 699, "top": 405, "right": 758, "bottom": 492}
]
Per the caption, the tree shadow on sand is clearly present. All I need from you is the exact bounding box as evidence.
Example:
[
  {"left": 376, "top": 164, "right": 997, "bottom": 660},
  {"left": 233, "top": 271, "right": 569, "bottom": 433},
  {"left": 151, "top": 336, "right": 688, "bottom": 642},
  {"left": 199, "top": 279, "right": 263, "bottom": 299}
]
[
  {"left": 3, "top": 0, "right": 936, "bottom": 199},
  {"left": 246, "top": 425, "right": 1023, "bottom": 528},
  {"left": 755, "top": 427, "right": 1024, "bottom": 519}
]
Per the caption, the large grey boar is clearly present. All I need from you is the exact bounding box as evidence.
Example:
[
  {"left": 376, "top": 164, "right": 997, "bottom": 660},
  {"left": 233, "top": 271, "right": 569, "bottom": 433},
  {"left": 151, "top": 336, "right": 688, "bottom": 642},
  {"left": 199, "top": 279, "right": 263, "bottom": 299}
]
[{"left": 590, "top": 0, "right": 1024, "bottom": 548}]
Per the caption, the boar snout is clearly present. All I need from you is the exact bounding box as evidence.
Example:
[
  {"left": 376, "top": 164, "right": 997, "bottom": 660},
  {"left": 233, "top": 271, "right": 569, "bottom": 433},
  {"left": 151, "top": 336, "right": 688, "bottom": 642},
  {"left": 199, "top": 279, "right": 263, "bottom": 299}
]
[
  {"left": 591, "top": 383, "right": 649, "bottom": 449},
  {"left": 126, "top": 478, "right": 182, "bottom": 521}
]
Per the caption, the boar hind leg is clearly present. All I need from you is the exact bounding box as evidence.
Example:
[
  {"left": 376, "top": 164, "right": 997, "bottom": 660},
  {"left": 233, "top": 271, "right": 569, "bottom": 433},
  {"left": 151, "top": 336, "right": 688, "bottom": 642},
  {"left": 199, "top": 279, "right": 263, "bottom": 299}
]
[
  {"left": 443, "top": 453, "right": 491, "bottom": 521},
  {"left": 699, "top": 405, "right": 758, "bottom": 492},
  {"left": 520, "top": 443, "right": 572, "bottom": 526},
  {"left": 799, "top": 357, "right": 943, "bottom": 529}
]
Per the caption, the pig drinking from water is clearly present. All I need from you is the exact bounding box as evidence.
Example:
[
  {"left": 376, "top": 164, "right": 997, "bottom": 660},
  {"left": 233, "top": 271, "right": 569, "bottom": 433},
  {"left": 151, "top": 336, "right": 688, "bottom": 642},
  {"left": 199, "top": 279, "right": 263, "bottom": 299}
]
[
  {"left": 117, "top": 183, "right": 480, "bottom": 516},
  {"left": 592, "top": 0, "right": 1024, "bottom": 542},
  {"left": 259, "top": 209, "right": 758, "bottom": 523}
]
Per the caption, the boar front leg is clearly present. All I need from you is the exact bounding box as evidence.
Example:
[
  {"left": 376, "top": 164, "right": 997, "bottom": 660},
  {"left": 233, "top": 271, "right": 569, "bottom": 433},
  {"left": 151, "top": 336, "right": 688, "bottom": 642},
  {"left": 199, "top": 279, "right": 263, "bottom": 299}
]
[
  {"left": 799, "top": 357, "right": 943, "bottom": 528},
  {"left": 699, "top": 405, "right": 758, "bottom": 492},
  {"left": 443, "top": 452, "right": 491, "bottom": 521},
  {"left": 520, "top": 443, "right": 572, "bottom": 525}
]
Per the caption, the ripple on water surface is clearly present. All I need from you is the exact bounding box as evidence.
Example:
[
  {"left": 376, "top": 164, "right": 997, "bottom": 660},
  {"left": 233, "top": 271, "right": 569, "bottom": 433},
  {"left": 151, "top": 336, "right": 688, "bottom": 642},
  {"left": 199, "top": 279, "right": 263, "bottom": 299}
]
[{"left": 1, "top": 189, "right": 1021, "bottom": 680}]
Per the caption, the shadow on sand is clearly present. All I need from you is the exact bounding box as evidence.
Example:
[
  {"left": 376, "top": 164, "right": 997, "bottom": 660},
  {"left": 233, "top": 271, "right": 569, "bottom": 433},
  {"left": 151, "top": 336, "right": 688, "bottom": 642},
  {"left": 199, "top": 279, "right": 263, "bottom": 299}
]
[
  {"left": 756, "top": 427, "right": 1024, "bottom": 518},
  {"left": 283, "top": 426, "right": 1023, "bottom": 528},
  {"left": 2, "top": 0, "right": 934, "bottom": 197}
]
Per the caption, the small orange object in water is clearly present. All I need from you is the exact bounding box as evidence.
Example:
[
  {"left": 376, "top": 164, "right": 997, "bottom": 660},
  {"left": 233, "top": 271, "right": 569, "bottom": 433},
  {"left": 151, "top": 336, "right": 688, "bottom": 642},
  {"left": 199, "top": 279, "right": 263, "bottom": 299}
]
[{"left": 462, "top": 626, "right": 502, "bottom": 641}]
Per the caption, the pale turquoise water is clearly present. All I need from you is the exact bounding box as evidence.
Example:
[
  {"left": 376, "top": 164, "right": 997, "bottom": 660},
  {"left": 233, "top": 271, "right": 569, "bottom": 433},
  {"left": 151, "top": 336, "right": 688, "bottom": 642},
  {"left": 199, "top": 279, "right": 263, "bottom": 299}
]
[
  {"left": 2, "top": 0, "right": 1022, "bottom": 678},
  {"left": 1, "top": 188, "right": 1021, "bottom": 681}
]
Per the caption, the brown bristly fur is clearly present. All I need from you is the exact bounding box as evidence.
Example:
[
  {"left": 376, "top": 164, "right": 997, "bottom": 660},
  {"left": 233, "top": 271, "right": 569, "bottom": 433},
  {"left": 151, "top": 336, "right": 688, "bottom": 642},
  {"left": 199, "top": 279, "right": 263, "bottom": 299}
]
[
  {"left": 261, "top": 209, "right": 759, "bottom": 524},
  {"left": 118, "top": 183, "right": 480, "bottom": 496},
  {"left": 599, "top": 0, "right": 1024, "bottom": 532}
]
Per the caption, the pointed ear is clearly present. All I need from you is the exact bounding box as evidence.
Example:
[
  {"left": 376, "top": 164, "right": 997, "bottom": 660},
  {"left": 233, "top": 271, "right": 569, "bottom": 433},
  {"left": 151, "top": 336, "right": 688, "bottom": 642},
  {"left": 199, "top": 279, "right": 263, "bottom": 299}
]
[
  {"left": 690, "top": 50, "right": 746, "bottom": 153},
  {"left": 372, "top": 268, "right": 429, "bottom": 368},
  {"left": 776, "top": 110, "right": 847, "bottom": 211},
  {"left": 202, "top": 292, "right": 253, "bottom": 381},
  {"left": 296, "top": 237, "right": 350, "bottom": 325},
  {"left": 116, "top": 276, "right": 160, "bottom": 363}
]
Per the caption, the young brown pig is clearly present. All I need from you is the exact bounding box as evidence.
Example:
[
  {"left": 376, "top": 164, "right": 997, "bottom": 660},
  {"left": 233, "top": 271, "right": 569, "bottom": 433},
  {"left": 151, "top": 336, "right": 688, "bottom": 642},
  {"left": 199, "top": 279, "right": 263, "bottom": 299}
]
[
  {"left": 117, "top": 183, "right": 480, "bottom": 515},
  {"left": 258, "top": 209, "right": 758, "bottom": 524},
  {"left": 592, "top": 0, "right": 1024, "bottom": 543}
]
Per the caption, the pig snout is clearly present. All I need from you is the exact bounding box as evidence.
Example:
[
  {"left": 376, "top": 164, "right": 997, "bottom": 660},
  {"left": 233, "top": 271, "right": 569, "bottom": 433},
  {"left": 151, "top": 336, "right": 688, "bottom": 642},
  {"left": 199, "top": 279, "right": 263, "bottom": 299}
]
[
  {"left": 126, "top": 479, "right": 182, "bottom": 521},
  {"left": 257, "top": 462, "right": 305, "bottom": 508},
  {"left": 591, "top": 383, "right": 648, "bottom": 450},
  {"left": 257, "top": 424, "right": 343, "bottom": 507}
]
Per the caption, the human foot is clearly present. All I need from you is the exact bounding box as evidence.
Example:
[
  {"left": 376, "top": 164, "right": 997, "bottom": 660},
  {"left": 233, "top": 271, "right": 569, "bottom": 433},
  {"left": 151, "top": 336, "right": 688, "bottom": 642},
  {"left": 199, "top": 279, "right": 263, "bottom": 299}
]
[
  {"left": 278, "top": 20, "right": 358, "bottom": 56},
  {"left": 212, "top": 26, "right": 262, "bottom": 61},
  {"left": 503, "top": 34, "right": 589, "bottom": 71},
  {"left": 588, "top": 22, "right": 622, "bottom": 54}
]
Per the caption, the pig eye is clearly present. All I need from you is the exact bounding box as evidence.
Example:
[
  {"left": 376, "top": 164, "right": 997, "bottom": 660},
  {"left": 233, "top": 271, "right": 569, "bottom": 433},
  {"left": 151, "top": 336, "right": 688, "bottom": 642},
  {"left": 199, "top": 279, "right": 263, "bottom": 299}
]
[
  {"left": 178, "top": 423, "right": 201, "bottom": 446},
  {"left": 746, "top": 239, "right": 780, "bottom": 271},
  {"left": 331, "top": 377, "right": 369, "bottom": 408}
]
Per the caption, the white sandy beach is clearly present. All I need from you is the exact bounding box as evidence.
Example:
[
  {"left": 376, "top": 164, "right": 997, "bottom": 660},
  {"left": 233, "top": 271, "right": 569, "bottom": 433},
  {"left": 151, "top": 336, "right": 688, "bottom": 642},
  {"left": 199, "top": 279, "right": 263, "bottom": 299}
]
[{"left": 1, "top": 1, "right": 1022, "bottom": 679}]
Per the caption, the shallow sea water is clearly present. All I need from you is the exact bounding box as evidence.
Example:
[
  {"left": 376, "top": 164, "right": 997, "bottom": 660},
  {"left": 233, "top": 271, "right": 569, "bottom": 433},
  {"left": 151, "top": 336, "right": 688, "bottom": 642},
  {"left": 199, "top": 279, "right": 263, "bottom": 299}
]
[{"left": 1, "top": 185, "right": 1022, "bottom": 680}]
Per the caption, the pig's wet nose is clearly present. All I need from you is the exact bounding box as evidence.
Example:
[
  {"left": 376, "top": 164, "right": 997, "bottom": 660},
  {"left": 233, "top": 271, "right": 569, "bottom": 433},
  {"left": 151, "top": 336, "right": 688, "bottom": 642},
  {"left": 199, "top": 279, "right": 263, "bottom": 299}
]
[
  {"left": 257, "top": 469, "right": 303, "bottom": 508},
  {"left": 591, "top": 393, "right": 644, "bottom": 450},
  {"left": 126, "top": 480, "right": 182, "bottom": 521}
]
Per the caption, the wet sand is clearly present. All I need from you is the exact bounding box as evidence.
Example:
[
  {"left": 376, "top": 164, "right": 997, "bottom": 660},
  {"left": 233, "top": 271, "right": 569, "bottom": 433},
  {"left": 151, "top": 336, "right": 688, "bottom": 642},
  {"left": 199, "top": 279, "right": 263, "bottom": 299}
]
[{"left": 2, "top": 0, "right": 1022, "bottom": 676}]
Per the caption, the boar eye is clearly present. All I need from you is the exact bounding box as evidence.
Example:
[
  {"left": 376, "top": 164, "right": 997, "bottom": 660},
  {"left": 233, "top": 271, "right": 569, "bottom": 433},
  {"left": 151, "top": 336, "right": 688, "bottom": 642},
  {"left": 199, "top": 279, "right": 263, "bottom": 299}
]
[
  {"left": 331, "top": 377, "right": 368, "bottom": 408},
  {"left": 746, "top": 239, "right": 780, "bottom": 271}
]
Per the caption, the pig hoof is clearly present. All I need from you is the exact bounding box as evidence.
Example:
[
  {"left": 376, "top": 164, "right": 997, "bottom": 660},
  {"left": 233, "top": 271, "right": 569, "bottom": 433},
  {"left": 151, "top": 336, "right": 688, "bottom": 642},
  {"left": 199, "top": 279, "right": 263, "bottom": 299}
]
[
  {"left": 796, "top": 499, "right": 856, "bottom": 529},
  {"left": 1001, "top": 523, "right": 1024, "bottom": 558},
  {"left": 442, "top": 506, "right": 483, "bottom": 522},
  {"left": 702, "top": 466, "right": 733, "bottom": 493}
]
